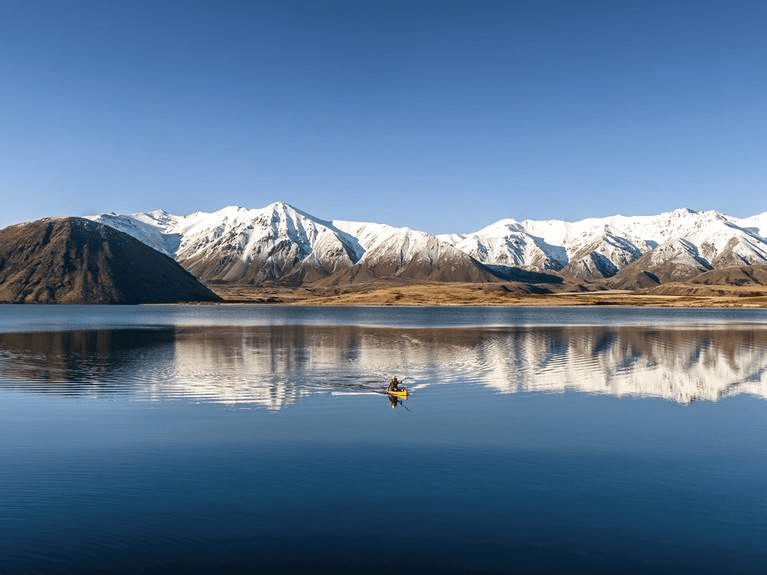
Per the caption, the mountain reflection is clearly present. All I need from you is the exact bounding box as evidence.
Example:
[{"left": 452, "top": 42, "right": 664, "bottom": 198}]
[
  {"left": 1, "top": 325, "right": 767, "bottom": 407},
  {"left": 0, "top": 329, "right": 175, "bottom": 395}
]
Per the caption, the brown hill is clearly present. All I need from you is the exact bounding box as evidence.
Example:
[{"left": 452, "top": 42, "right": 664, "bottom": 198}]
[
  {"left": 689, "top": 264, "right": 767, "bottom": 286},
  {"left": 0, "top": 217, "right": 221, "bottom": 304},
  {"left": 646, "top": 265, "right": 767, "bottom": 298}
]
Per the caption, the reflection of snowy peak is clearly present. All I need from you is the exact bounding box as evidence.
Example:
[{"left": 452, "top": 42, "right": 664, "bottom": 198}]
[
  {"left": 90, "top": 205, "right": 767, "bottom": 287},
  {"left": 471, "top": 327, "right": 767, "bottom": 404},
  {"left": 3, "top": 325, "right": 767, "bottom": 407},
  {"left": 153, "top": 325, "right": 767, "bottom": 406}
]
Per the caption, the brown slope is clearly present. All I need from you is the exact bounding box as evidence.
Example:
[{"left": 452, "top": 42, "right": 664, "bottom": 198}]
[
  {"left": 689, "top": 264, "right": 767, "bottom": 286},
  {"left": 0, "top": 217, "right": 221, "bottom": 304}
]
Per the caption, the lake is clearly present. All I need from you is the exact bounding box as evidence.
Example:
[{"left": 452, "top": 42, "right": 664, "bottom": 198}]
[{"left": 2, "top": 305, "right": 767, "bottom": 574}]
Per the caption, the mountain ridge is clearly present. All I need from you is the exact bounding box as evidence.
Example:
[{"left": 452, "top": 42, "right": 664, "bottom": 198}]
[{"left": 86, "top": 203, "right": 767, "bottom": 290}]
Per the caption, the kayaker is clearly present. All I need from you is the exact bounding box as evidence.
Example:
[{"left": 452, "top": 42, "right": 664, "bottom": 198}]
[{"left": 388, "top": 376, "right": 401, "bottom": 391}]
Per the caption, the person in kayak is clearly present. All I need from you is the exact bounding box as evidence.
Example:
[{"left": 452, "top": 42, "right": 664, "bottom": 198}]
[{"left": 388, "top": 376, "right": 401, "bottom": 391}]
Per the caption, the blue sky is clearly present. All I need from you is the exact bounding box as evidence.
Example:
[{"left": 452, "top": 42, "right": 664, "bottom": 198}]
[{"left": 1, "top": 0, "right": 765, "bottom": 233}]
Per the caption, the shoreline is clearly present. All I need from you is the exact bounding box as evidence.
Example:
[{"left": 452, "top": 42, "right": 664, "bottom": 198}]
[{"left": 210, "top": 283, "right": 767, "bottom": 309}]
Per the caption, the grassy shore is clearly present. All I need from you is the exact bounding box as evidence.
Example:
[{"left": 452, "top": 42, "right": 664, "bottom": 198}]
[{"left": 210, "top": 282, "right": 767, "bottom": 308}]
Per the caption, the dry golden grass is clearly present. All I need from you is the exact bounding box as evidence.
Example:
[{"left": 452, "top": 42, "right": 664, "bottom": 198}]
[{"left": 210, "top": 282, "right": 767, "bottom": 308}]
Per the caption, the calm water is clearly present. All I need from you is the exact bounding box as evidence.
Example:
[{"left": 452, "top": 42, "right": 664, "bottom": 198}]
[{"left": 2, "top": 305, "right": 767, "bottom": 574}]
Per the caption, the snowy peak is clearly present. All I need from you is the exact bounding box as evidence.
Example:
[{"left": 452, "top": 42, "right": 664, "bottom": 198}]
[
  {"left": 332, "top": 221, "right": 499, "bottom": 283},
  {"left": 454, "top": 225, "right": 564, "bottom": 271},
  {"left": 735, "top": 212, "right": 767, "bottom": 238},
  {"left": 92, "top": 212, "right": 178, "bottom": 257},
  {"left": 167, "top": 203, "right": 362, "bottom": 284}
]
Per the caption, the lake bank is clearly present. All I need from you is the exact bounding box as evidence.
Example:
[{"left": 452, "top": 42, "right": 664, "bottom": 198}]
[{"left": 211, "top": 282, "right": 767, "bottom": 308}]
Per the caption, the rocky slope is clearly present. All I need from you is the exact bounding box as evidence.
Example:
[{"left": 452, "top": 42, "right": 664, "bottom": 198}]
[
  {"left": 0, "top": 217, "right": 221, "bottom": 304},
  {"left": 691, "top": 264, "right": 767, "bottom": 286}
]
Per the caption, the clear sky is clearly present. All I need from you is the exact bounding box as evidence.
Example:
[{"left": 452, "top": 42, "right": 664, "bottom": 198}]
[{"left": 1, "top": 0, "right": 765, "bottom": 233}]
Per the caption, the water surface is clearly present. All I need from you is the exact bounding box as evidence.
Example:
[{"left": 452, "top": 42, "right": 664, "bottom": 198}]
[{"left": 2, "top": 305, "right": 767, "bottom": 574}]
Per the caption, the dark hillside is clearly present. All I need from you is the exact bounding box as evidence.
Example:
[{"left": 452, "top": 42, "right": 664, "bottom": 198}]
[{"left": 0, "top": 217, "right": 220, "bottom": 304}]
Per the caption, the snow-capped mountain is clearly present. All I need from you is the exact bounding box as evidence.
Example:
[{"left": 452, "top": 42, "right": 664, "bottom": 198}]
[
  {"left": 330, "top": 221, "right": 499, "bottom": 284},
  {"left": 442, "top": 208, "right": 767, "bottom": 284},
  {"left": 89, "top": 204, "right": 767, "bottom": 288},
  {"left": 94, "top": 203, "right": 362, "bottom": 284},
  {"left": 90, "top": 202, "right": 498, "bottom": 285}
]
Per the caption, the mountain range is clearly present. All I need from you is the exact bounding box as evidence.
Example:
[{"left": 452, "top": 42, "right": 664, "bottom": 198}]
[
  {"left": 2, "top": 203, "right": 767, "bottom": 304},
  {"left": 88, "top": 202, "right": 767, "bottom": 290}
]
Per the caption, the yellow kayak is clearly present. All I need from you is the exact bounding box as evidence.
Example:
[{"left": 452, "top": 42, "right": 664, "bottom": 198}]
[{"left": 386, "top": 388, "right": 409, "bottom": 398}]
